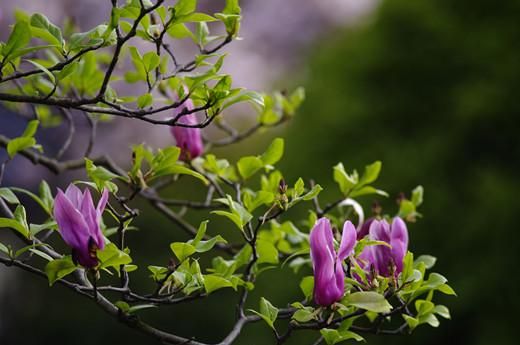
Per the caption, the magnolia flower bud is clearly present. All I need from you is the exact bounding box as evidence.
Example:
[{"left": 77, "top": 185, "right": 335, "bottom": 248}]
[{"left": 171, "top": 95, "right": 204, "bottom": 161}]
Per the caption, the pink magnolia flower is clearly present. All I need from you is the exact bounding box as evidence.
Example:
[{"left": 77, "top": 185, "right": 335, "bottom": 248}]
[
  {"left": 53, "top": 184, "right": 108, "bottom": 268},
  {"left": 358, "top": 217, "right": 408, "bottom": 277},
  {"left": 171, "top": 96, "right": 203, "bottom": 161},
  {"left": 310, "top": 218, "right": 357, "bottom": 306}
]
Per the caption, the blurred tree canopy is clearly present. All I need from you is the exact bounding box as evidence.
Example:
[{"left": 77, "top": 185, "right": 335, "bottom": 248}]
[{"left": 284, "top": 0, "right": 520, "bottom": 344}]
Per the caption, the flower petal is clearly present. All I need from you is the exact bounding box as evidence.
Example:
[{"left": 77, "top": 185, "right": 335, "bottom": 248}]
[
  {"left": 357, "top": 217, "right": 375, "bottom": 240},
  {"left": 369, "top": 220, "right": 393, "bottom": 276},
  {"left": 171, "top": 97, "right": 204, "bottom": 161},
  {"left": 310, "top": 218, "right": 343, "bottom": 306},
  {"left": 337, "top": 220, "right": 357, "bottom": 261},
  {"left": 64, "top": 184, "right": 83, "bottom": 209},
  {"left": 54, "top": 189, "right": 90, "bottom": 250},
  {"left": 390, "top": 217, "right": 408, "bottom": 274}
]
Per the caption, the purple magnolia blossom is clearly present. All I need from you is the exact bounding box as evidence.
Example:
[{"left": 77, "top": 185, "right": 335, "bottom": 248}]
[
  {"left": 170, "top": 96, "right": 204, "bottom": 161},
  {"left": 358, "top": 217, "right": 408, "bottom": 277},
  {"left": 310, "top": 218, "right": 357, "bottom": 306},
  {"left": 53, "top": 184, "right": 109, "bottom": 268},
  {"left": 357, "top": 217, "right": 375, "bottom": 240}
]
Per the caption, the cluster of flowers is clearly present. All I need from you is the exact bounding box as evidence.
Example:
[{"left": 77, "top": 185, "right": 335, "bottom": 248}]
[
  {"left": 310, "top": 216, "right": 408, "bottom": 306},
  {"left": 53, "top": 93, "right": 408, "bottom": 308},
  {"left": 53, "top": 94, "right": 202, "bottom": 267}
]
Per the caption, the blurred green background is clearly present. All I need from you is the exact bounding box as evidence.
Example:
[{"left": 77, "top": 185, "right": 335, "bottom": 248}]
[{"left": 2, "top": 0, "right": 519, "bottom": 344}]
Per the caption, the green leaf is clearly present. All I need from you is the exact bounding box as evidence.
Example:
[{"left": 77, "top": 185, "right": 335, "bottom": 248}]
[
  {"left": 423, "top": 272, "right": 448, "bottom": 290},
  {"left": 188, "top": 220, "right": 227, "bottom": 253},
  {"left": 153, "top": 163, "right": 208, "bottom": 184},
  {"left": 9, "top": 187, "right": 49, "bottom": 215},
  {"left": 191, "top": 220, "right": 209, "bottom": 245},
  {"left": 237, "top": 156, "right": 263, "bottom": 179},
  {"left": 6, "top": 120, "right": 40, "bottom": 158},
  {"left": 29, "top": 248, "right": 54, "bottom": 261},
  {"left": 192, "top": 236, "right": 227, "bottom": 253},
  {"left": 420, "top": 313, "right": 440, "bottom": 327},
  {"left": 0, "top": 242, "right": 10, "bottom": 256},
  {"left": 2, "top": 21, "right": 31, "bottom": 61},
  {"left": 174, "top": 0, "right": 197, "bottom": 16},
  {"left": 437, "top": 283, "right": 457, "bottom": 296},
  {"left": 127, "top": 304, "right": 157, "bottom": 314},
  {"left": 97, "top": 243, "right": 132, "bottom": 270},
  {"left": 137, "top": 93, "right": 153, "bottom": 108},
  {"left": 30, "top": 13, "right": 63, "bottom": 47},
  {"left": 249, "top": 297, "right": 278, "bottom": 330},
  {"left": 403, "top": 314, "right": 419, "bottom": 330},
  {"left": 256, "top": 239, "right": 279, "bottom": 264},
  {"left": 292, "top": 307, "right": 317, "bottom": 323},
  {"left": 176, "top": 13, "right": 216, "bottom": 24},
  {"left": 30, "top": 221, "right": 57, "bottom": 236},
  {"left": 260, "top": 138, "right": 284, "bottom": 166},
  {"left": 415, "top": 299, "right": 435, "bottom": 315},
  {"left": 211, "top": 210, "right": 242, "bottom": 230},
  {"left": 0, "top": 217, "right": 30, "bottom": 239},
  {"left": 7, "top": 137, "right": 36, "bottom": 158},
  {"left": 400, "top": 251, "right": 414, "bottom": 282},
  {"left": 358, "top": 161, "right": 382, "bottom": 186},
  {"left": 142, "top": 51, "right": 160, "bottom": 72},
  {"left": 302, "top": 184, "right": 323, "bottom": 200},
  {"left": 26, "top": 59, "right": 56, "bottom": 84},
  {"left": 22, "top": 120, "right": 40, "bottom": 137},
  {"left": 411, "top": 185, "right": 424, "bottom": 206},
  {"left": 38, "top": 181, "right": 54, "bottom": 213},
  {"left": 415, "top": 255, "right": 437, "bottom": 269},
  {"left": 349, "top": 186, "right": 388, "bottom": 198},
  {"left": 203, "top": 274, "right": 233, "bottom": 294},
  {"left": 333, "top": 163, "right": 358, "bottom": 195},
  {"left": 170, "top": 242, "right": 196, "bottom": 261},
  {"left": 213, "top": 195, "right": 252, "bottom": 230},
  {"left": 344, "top": 291, "right": 392, "bottom": 313},
  {"left": 433, "top": 305, "right": 451, "bottom": 319},
  {"left": 85, "top": 158, "right": 119, "bottom": 192},
  {"left": 321, "top": 328, "right": 364, "bottom": 345},
  {"left": 0, "top": 188, "right": 20, "bottom": 204},
  {"left": 45, "top": 256, "right": 77, "bottom": 286},
  {"left": 115, "top": 301, "right": 130, "bottom": 312},
  {"left": 299, "top": 276, "right": 314, "bottom": 300},
  {"left": 166, "top": 23, "right": 195, "bottom": 40},
  {"left": 243, "top": 190, "right": 274, "bottom": 212}
]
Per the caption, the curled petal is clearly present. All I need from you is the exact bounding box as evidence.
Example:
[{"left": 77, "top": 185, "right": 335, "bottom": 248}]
[
  {"left": 357, "top": 217, "right": 375, "bottom": 240},
  {"left": 390, "top": 217, "right": 408, "bottom": 274},
  {"left": 80, "top": 188, "right": 97, "bottom": 231},
  {"left": 96, "top": 188, "right": 109, "bottom": 216},
  {"left": 64, "top": 184, "right": 83, "bottom": 209},
  {"left": 369, "top": 220, "right": 393, "bottom": 276},
  {"left": 337, "top": 220, "right": 357, "bottom": 261},
  {"left": 54, "top": 190, "right": 90, "bottom": 250}
]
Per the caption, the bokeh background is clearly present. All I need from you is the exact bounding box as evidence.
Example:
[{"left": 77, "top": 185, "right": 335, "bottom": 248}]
[{"left": 1, "top": 0, "right": 519, "bottom": 344}]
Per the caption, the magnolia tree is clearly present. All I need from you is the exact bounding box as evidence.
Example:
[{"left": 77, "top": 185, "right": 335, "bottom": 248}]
[{"left": 0, "top": 1, "right": 455, "bottom": 344}]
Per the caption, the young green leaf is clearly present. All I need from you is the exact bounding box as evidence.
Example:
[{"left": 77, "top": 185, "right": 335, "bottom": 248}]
[
  {"left": 344, "top": 291, "right": 392, "bottom": 313},
  {"left": 45, "top": 256, "right": 77, "bottom": 286},
  {"left": 248, "top": 297, "right": 278, "bottom": 330},
  {"left": 203, "top": 274, "right": 233, "bottom": 294},
  {"left": 97, "top": 243, "right": 133, "bottom": 270},
  {"left": 170, "top": 242, "right": 196, "bottom": 261},
  {"left": 261, "top": 138, "right": 284, "bottom": 166},
  {"left": 2, "top": 21, "right": 31, "bottom": 62}
]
